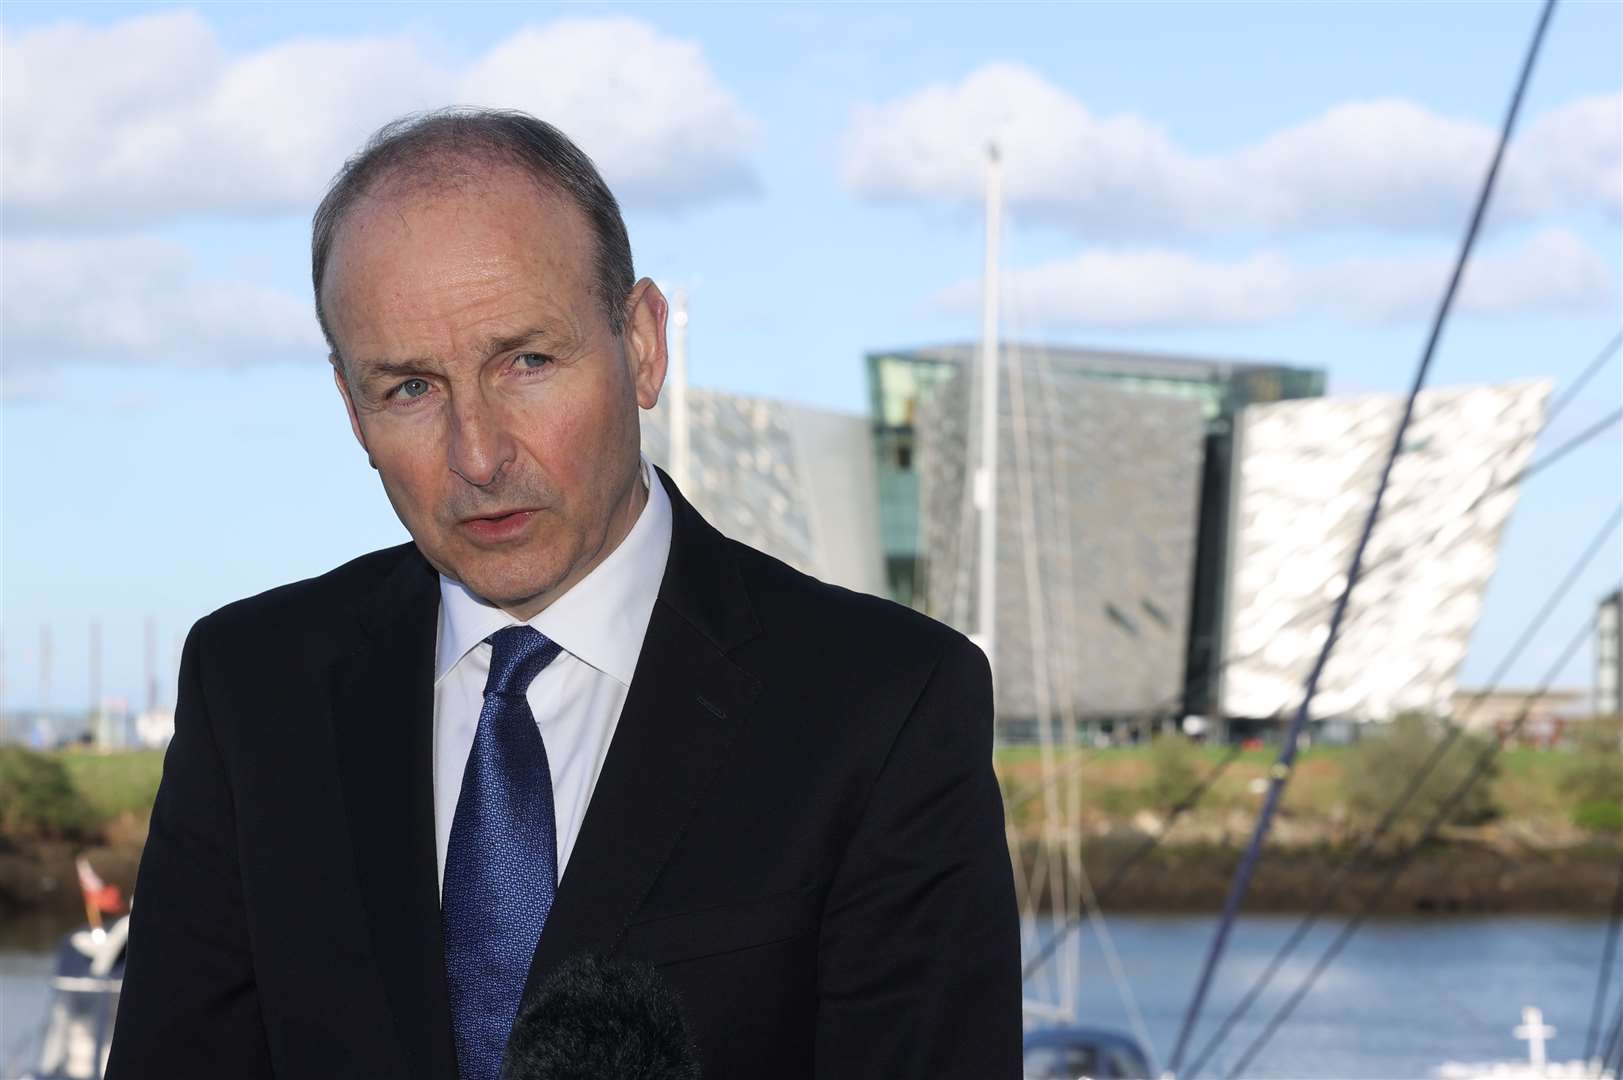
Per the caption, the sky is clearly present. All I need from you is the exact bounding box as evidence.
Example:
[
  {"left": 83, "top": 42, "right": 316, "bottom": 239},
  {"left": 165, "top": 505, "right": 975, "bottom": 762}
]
[{"left": 2, "top": 1, "right": 1620, "bottom": 713}]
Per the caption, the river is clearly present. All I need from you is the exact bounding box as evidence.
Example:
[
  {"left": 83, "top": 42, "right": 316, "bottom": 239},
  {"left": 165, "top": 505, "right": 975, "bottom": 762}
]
[{"left": 1, "top": 912, "right": 1614, "bottom": 1077}]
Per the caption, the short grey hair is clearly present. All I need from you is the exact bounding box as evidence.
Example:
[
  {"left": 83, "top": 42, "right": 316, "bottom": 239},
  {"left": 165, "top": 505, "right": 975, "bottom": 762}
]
[{"left": 311, "top": 108, "right": 636, "bottom": 355}]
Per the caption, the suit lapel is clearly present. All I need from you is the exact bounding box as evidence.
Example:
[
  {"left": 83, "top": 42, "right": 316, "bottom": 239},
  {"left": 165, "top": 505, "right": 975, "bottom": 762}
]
[
  {"left": 332, "top": 547, "right": 458, "bottom": 1080},
  {"left": 328, "top": 474, "right": 762, "bottom": 1068},
  {"left": 518, "top": 468, "right": 763, "bottom": 1002}
]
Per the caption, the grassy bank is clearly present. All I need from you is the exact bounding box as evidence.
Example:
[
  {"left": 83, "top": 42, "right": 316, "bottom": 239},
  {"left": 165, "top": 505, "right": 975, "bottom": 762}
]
[
  {"left": 0, "top": 727, "right": 1617, "bottom": 918},
  {"left": 993, "top": 724, "right": 1623, "bottom": 914},
  {"left": 994, "top": 738, "right": 1616, "bottom": 841},
  {"left": 0, "top": 747, "right": 162, "bottom": 919},
  {"left": 1004, "top": 835, "right": 1623, "bottom": 914}
]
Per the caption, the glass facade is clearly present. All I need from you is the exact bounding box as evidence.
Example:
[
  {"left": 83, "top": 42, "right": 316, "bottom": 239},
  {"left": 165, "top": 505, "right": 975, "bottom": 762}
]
[
  {"left": 868, "top": 352, "right": 961, "bottom": 607},
  {"left": 865, "top": 343, "right": 1326, "bottom": 717}
]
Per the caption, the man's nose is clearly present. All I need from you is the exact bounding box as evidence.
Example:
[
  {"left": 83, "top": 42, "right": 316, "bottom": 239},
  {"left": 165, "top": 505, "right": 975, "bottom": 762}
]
[{"left": 446, "top": 391, "right": 516, "bottom": 488}]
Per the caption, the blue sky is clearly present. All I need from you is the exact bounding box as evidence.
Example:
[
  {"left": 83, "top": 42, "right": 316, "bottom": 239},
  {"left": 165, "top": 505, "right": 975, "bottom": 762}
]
[{"left": 3, "top": 1, "right": 1619, "bottom": 712}]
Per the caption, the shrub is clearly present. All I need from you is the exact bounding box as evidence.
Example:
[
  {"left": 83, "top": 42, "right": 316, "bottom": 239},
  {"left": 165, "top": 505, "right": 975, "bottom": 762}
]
[
  {"left": 1562, "top": 716, "right": 1622, "bottom": 833},
  {"left": 1148, "top": 733, "right": 1201, "bottom": 812},
  {"left": 1094, "top": 783, "right": 1142, "bottom": 818},
  {"left": 1341, "top": 712, "right": 1499, "bottom": 843},
  {"left": 1573, "top": 800, "right": 1623, "bottom": 834},
  {"left": 0, "top": 747, "right": 99, "bottom": 842}
]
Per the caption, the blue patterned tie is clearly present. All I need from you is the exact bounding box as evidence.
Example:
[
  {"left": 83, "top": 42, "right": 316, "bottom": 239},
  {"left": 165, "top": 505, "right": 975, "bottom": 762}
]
[{"left": 442, "top": 626, "right": 564, "bottom": 1080}]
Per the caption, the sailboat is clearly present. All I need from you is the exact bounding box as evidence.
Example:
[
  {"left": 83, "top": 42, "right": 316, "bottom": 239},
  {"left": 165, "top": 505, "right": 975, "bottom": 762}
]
[
  {"left": 1433, "top": 1007, "right": 1616, "bottom": 1080},
  {"left": 9, "top": 857, "right": 129, "bottom": 1080}
]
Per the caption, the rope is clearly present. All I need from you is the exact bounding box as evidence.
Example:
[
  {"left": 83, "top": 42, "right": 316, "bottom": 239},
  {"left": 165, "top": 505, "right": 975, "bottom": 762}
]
[
  {"left": 1512, "top": 405, "right": 1623, "bottom": 486},
  {"left": 1220, "top": 605, "right": 1605, "bottom": 1078},
  {"left": 1007, "top": 329, "right": 1078, "bottom": 1011},
  {"left": 1165, "top": 3, "right": 1559, "bottom": 1070},
  {"left": 1021, "top": 745, "right": 1244, "bottom": 981},
  {"left": 1010, "top": 321, "right": 1614, "bottom": 988},
  {"left": 1185, "top": 503, "right": 1621, "bottom": 1077},
  {"left": 1605, "top": 992, "right": 1623, "bottom": 1079},
  {"left": 1545, "top": 331, "right": 1621, "bottom": 425},
  {"left": 1585, "top": 857, "right": 1623, "bottom": 1064}
]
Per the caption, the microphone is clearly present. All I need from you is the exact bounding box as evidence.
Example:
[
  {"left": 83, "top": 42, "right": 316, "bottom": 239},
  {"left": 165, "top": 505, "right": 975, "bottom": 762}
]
[{"left": 500, "top": 952, "right": 702, "bottom": 1080}]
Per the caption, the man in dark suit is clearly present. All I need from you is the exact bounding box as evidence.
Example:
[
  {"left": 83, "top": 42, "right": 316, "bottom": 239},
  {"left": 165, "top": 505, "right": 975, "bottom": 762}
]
[{"left": 107, "top": 108, "right": 1020, "bottom": 1080}]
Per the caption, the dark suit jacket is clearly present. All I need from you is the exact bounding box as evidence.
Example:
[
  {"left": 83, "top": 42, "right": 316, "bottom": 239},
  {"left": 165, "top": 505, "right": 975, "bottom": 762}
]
[{"left": 107, "top": 469, "right": 1021, "bottom": 1079}]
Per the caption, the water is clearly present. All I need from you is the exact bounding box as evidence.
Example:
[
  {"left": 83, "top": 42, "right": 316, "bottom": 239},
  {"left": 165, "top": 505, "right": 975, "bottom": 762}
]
[
  {"left": 1, "top": 910, "right": 83, "bottom": 1077},
  {"left": 1024, "top": 914, "right": 1615, "bottom": 1079},
  {"left": 0, "top": 913, "right": 1613, "bottom": 1077}
]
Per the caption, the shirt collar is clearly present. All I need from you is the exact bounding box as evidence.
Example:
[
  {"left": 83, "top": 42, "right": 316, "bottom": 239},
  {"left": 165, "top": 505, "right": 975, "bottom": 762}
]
[{"left": 434, "top": 455, "right": 672, "bottom": 687}]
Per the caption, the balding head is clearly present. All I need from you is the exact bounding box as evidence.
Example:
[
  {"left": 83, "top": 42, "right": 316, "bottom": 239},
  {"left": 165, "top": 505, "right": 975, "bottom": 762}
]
[{"left": 312, "top": 108, "right": 636, "bottom": 363}]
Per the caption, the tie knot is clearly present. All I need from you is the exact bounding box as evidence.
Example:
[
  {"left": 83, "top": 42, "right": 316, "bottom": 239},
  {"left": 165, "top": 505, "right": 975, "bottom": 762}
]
[{"left": 483, "top": 626, "right": 563, "bottom": 699}]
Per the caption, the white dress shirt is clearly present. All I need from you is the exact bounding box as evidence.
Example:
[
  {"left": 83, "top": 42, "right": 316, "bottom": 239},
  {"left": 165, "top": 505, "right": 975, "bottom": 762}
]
[{"left": 432, "top": 456, "right": 672, "bottom": 894}]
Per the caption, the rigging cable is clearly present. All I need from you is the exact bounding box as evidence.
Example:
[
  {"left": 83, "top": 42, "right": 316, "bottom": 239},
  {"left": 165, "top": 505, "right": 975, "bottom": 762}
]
[
  {"left": 1372, "top": 328, "right": 1619, "bottom": 527},
  {"left": 1605, "top": 991, "right": 1623, "bottom": 1080},
  {"left": 1014, "top": 362, "right": 1611, "bottom": 984},
  {"left": 1184, "top": 502, "right": 1623, "bottom": 1077},
  {"left": 1585, "top": 856, "right": 1623, "bottom": 1065},
  {"left": 1544, "top": 331, "right": 1621, "bottom": 423},
  {"left": 1018, "top": 427, "right": 1605, "bottom": 976},
  {"left": 1164, "top": 3, "right": 1560, "bottom": 1072},
  {"left": 1000, "top": 321, "right": 1617, "bottom": 835},
  {"left": 1006, "top": 334, "right": 1078, "bottom": 1013},
  {"left": 1004, "top": 341, "right": 1614, "bottom": 996},
  {"left": 1020, "top": 744, "right": 1243, "bottom": 981},
  {"left": 1510, "top": 405, "right": 1623, "bottom": 487},
  {"left": 1218, "top": 600, "right": 1610, "bottom": 1078}
]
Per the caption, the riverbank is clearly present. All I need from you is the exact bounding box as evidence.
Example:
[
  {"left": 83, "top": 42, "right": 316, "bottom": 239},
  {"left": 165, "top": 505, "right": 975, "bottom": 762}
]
[
  {"left": 1008, "top": 834, "right": 1623, "bottom": 914},
  {"left": 0, "top": 747, "right": 159, "bottom": 922},
  {"left": 1, "top": 740, "right": 1618, "bottom": 920},
  {"left": 997, "top": 735, "right": 1622, "bottom": 915}
]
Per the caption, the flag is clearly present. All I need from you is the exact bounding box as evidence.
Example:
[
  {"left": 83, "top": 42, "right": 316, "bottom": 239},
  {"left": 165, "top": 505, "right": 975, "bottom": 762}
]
[{"left": 75, "top": 855, "right": 125, "bottom": 915}]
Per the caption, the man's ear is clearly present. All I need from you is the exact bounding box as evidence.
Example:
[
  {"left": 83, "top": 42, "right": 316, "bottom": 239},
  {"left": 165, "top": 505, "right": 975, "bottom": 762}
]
[
  {"left": 331, "top": 357, "right": 372, "bottom": 459},
  {"left": 622, "top": 278, "right": 669, "bottom": 410}
]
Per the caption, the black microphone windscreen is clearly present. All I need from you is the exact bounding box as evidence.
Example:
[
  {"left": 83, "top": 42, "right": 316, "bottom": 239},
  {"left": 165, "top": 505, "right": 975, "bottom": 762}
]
[{"left": 501, "top": 952, "right": 701, "bottom": 1080}]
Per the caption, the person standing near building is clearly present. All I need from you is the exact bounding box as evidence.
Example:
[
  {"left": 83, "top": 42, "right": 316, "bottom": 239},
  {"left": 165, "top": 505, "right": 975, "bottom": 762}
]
[{"left": 106, "top": 108, "right": 1021, "bottom": 1080}]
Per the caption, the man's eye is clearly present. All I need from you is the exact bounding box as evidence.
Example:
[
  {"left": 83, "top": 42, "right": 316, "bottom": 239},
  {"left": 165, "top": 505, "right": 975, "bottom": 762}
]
[
  {"left": 514, "top": 352, "right": 553, "bottom": 370},
  {"left": 395, "top": 378, "right": 431, "bottom": 399}
]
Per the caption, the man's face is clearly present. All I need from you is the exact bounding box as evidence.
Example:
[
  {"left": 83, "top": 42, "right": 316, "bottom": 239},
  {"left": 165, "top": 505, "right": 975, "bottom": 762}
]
[{"left": 322, "top": 167, "right": 667, "bottom": 617}]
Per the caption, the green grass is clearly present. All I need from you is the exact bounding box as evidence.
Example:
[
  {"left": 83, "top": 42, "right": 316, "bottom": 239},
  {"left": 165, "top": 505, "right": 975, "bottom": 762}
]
[
  {"left": 53, "top": 749, "right": 165, "bottom": 824},
  {"left": 6, "top": 741, "right": 1607, "bottom": 848},
  {"left": 993, "top": 740, "right": 1604, "bottom": 843},
  {"left": 0, "top": 747, "right": 166, "bottom": 846}
]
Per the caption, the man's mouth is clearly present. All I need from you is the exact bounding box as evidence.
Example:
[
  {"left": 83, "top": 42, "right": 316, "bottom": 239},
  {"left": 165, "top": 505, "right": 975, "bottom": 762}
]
[{"left": 458, "top": 509, "right": 538, "bottom": 543}]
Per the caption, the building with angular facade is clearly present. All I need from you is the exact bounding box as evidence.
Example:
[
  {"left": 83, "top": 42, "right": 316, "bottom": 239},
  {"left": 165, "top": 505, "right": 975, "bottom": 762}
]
[
  {"left": 913, "top": 362, "right": 1206, "bottom": 728},
  {"left": 641, "top": 388, "right": 885, "bottom": 598},
  {"left": 1219, "top": 381, "right": 1551, "bottom": 725},
  {"left": 867, "top": 343, "right": 1325, "bottom": 719},
  {"left": 638, "top": 353, "right": 1546, "bottom": 738}
]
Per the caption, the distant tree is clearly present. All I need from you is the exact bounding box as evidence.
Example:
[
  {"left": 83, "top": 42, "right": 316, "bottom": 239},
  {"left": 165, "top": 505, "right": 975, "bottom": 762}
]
[
  {"left": 0, "top": 747, "right": 98, "bottom": 844},
  {"left": 1341, "top": 712, "right": 1499, "bottom": 844}
]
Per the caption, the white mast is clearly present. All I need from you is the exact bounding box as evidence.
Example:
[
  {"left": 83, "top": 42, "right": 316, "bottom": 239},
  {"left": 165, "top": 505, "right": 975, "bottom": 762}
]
[
  {"left": 974, "top": 144, "right": 1002, "bottom": 683},
  {"left": 669, "top": 286, "right": 691, "bottom": 492}
]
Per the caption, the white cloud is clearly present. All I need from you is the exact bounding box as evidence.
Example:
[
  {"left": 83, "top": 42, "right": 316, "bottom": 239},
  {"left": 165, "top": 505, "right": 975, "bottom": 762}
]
[
  {"left": 459, "top": 18, "right": 759, "bottom": 208},
  {"left": 1324, "top": 228, "right": 1617, "bottom": 324},
  {"left": 844, "top": 63, "right": 1621, "bottom": 237},
  {"left": 938, "top": 228, "right": 1614, "bottom": 330},
  {"left": 1, "top": 11, "right": 760, "bottom": 228},
  {"left": 2, "top": 234, "right": 324, "bottom": 366}
]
